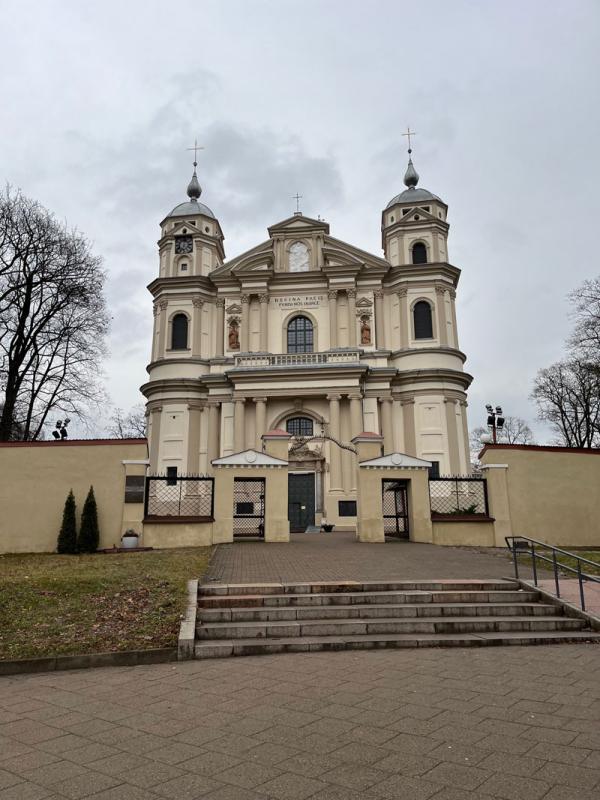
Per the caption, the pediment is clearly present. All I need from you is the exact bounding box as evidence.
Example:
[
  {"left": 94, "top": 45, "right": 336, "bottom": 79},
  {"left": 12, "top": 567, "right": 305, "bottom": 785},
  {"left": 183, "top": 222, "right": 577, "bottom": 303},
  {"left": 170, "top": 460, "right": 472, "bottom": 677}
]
[
  {"left": 226, "top": 303, "right": 242, "bottom": 315},
  {"left": 356, "top": 296, "right": 373, "bottom": 308},
  {"left": 359, "top": 452, "right": 432, "bottom": 469},
  {"left": 323, "top": 245, "right": 364, "bottom": 268},
  {"left": 268, "top": 215, "right": 330, "bottom": 235},
  {"left": 214, "top": 240, "right": 274, "bottom": 278},
  {"left": 212, "top": 449, "right": 287, "bottom": 467}
]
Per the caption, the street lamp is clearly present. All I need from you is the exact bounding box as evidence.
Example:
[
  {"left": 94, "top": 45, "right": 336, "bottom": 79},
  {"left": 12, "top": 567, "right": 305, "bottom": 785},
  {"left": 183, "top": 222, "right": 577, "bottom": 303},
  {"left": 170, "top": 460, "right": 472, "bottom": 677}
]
[{"left": 485, "top": 404, "right": 505, "bottom": 444}]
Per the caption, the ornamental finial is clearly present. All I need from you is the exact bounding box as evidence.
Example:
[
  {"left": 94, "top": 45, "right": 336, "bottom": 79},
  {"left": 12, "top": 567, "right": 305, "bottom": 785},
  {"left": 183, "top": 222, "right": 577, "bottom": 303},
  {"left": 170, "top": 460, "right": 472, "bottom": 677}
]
[{"left": 186, "top": 139, "right": 204, "bottom": 201}]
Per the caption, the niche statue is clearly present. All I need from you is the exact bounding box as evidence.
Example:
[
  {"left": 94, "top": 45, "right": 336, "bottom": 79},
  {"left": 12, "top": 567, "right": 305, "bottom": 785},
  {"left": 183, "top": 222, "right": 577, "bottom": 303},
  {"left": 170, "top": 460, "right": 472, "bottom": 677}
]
[
  {"left": 360, "top": 316, "right": 372, "bottom": 345},
  {"left": 228, "top": 320, "right": 240, "bottom": 350}
]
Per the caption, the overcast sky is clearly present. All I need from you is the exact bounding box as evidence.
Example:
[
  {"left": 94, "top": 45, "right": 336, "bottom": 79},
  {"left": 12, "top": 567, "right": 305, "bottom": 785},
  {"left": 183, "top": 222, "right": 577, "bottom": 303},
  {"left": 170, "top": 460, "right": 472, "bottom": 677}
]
[{"left": 1, "top": 0, "right": 599, "bottom": 440}]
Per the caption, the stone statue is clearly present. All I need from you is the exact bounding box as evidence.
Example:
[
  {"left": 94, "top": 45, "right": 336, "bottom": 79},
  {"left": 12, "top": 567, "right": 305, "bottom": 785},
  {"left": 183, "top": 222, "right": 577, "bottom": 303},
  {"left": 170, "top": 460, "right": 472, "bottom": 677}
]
[
  {"left": 360, "top": 316, "right": 371, "bottom": 345},
  {"left": 228, "top": 320, "right": 240, "bottom": 350}
]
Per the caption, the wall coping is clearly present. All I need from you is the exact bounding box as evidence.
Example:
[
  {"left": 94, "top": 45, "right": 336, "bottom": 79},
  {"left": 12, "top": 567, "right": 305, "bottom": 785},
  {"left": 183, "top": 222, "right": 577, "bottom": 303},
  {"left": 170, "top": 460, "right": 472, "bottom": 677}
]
[
  {"left": 480, "top": 464, "right": 509, "bottom": 470},
  {"left": 481, "top": 443, "right": 600, "bottom": 456},
  {"left": 431, "top": 514, "right": 495, "bottom": 523}
]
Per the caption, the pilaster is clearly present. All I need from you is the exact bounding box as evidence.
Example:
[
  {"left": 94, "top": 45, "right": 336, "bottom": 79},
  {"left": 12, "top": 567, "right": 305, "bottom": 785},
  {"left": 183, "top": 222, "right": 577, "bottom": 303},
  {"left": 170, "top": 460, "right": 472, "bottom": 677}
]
[
  {"left": 328, "top": 290, "right": 338, "bottom": 348},
  {"left": 259, "top": 294, "right": 269, "bottom": 351},
  {"left": 374, "top": 289, "right": 385, "bottom": 349},
  {"left": 192, "top": 296, "right": 203, "bottom": 357},
  {"left": 215, "top": 298, "right": 225, "bottom": 357},
  {"left": 327, "top": 393, "right": 342, "bottom": 491},
  {"left": 347, "top": 289, "right": 357, "bottom": 347},
  {"left": 241, "top": 294, "right": 250, "bottom": 352}
]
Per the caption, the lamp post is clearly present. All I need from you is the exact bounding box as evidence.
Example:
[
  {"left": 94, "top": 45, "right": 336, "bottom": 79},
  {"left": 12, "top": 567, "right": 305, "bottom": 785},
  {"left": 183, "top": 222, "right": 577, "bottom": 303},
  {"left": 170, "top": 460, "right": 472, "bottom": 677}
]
[{"left": 485, "top": 404, "right": 505, "bottom": 444}]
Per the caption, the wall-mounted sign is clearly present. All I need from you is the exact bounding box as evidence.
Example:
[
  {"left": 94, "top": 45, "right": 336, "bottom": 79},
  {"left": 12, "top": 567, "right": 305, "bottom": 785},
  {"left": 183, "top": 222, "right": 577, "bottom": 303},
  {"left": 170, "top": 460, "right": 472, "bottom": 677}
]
[{"left": 272, "top": 295, "right": 325, "bottom": 310}]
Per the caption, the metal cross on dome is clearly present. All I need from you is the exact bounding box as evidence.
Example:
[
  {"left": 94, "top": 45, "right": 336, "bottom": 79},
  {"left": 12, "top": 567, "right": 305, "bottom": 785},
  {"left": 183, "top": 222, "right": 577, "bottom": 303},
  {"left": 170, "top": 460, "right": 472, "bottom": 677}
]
[
  {"left": 186, "top": 139, "right": 205, "bottom": 166},
  {"left": 402, "top": 126, "right": 417, "bottom": 153},
  {"left": 292, "top": 192, "right": 303, "bottom": 213}
]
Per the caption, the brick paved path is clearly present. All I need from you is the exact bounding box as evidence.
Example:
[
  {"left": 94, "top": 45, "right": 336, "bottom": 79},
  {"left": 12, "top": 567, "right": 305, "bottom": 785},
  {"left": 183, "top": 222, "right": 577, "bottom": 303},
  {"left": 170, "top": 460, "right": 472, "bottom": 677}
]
[
  {"left": 207, "top": 531, "right": 527, "bottom": 584},
  {"left": 1, "top": 645, "right": 599, "bottom": 799}
]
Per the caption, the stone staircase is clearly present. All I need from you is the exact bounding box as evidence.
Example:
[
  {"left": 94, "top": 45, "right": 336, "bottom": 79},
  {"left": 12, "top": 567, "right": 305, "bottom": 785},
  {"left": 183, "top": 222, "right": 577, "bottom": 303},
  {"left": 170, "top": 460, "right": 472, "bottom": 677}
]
[{"left": 195, "top": 579, "right": 600, "bottom": 658}]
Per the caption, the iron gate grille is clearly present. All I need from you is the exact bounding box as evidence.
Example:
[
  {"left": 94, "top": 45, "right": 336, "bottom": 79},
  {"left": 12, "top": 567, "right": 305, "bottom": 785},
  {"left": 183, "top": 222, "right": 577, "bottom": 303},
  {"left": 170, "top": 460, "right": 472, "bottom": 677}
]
[
  {"left": 429, "top": 477, "right": 488, "bottom": 516},
  {"left": 382, "top": 479, "right": 409, "bottom": 538},
  {"left": 144, "top": 476, "right": 214, "bottom": 519},
  {"left": 233, "top": 478, "right": 265, "bottom": 538}
]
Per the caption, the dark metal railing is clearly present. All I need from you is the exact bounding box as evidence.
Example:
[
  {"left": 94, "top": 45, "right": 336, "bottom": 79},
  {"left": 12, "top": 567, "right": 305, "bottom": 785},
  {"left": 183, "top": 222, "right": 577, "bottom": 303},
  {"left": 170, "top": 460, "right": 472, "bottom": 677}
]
[
  {"left": 429, "top": 477, "right": 489, "bottom": 516},
  {"left": 144, "top": 475, "right": 214, "bottom": 519},
  {"left": 506, "top": 536, "right": 600, "bottom": 612}
]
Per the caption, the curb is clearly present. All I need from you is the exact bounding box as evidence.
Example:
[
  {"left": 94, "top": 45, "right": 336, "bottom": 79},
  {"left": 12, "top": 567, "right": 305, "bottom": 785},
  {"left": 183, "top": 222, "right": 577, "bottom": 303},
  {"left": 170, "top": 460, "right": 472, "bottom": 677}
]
[
  {"left": 178, "top": 579, "right": 198, "bottom": 660},
  {"left": 516, "top": 578, "right": 600, "bottom": 632},
  {"left": 0, "top": 647, "right": 177, "bottom": 677}
]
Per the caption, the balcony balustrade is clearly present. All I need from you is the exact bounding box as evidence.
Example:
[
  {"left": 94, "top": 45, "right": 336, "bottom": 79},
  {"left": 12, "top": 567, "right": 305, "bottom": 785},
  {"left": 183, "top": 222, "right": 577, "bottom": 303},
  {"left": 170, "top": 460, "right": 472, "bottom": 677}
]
[{"left": 233, "top": 350, "right": 362, "bottom": 368}]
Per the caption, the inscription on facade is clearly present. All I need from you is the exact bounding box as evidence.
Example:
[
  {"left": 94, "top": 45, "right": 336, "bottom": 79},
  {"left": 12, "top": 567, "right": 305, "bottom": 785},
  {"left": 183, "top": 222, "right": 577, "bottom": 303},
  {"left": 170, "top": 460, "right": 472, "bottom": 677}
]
[{"left": 272, "top": 295, "right": 325, "bottom": 310}]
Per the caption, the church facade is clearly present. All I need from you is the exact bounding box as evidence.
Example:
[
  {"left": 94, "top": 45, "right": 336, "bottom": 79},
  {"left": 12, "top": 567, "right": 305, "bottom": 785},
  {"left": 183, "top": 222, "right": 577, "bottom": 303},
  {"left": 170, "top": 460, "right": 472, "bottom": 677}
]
[{"left": 141, "top": 154, "right": 472, "bottom": 529}]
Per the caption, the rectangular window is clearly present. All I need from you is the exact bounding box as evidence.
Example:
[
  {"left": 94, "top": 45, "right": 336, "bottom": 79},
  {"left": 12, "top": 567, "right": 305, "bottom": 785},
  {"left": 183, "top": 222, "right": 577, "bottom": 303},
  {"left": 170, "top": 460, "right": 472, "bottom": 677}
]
[
  {"left": 338, "top": 500, "right": 357, "bottom": 517},
  {"left": 166, "top": 466, "right": 178, "bottom": 486},
  {"left": 180, "top": 263, "right": 188, "bottom": 271},
  {"left": 428, "top": 461, "right": 440, "bottom": 479}
]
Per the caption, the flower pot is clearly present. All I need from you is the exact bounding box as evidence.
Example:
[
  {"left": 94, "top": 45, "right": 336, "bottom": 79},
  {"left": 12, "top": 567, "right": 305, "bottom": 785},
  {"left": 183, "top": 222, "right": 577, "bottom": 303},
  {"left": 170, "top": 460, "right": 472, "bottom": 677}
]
[{"left": 121, "top": 535, "right": 139, "bottom": 550}]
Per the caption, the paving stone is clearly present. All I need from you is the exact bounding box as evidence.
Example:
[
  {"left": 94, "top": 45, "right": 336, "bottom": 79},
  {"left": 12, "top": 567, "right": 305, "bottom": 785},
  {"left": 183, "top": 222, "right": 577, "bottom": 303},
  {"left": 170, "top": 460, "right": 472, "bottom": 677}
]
[
  {"left": 123, "top": 761, "right": 185, "bottom": 788},
  {"left": 321, "top": 763, "right": 390, "bottom": 791},
  {"left": 542, "top": 787, "right": 600, "bottom": 800},
  {"left": 428, "top": 742, "right": 490, "bottom": 766},
  {"left": 374, "top": 751, "right": 440, "bottom": 776},
  {"left": 152, "top": 773, "right": 224, "bottom": 798},
  {"left": 63, "top": 743, "right": 121, "bottom": 765},
  {"left": 534, "top": 761, "right": 600, "bottom": 790},
  {"left": 328, "top": 741, "right": 389, "bottom": 765},
  {"left": 0, "top": 751, "right": 60, "bottom": 775},
  {"left": 370, "top": 773, "right": 442, "bottom": 799},
  {"left": 181, "top": 750, "right": 243, "bottom": 776},
  {"left": 0, "top": 783, "right": 56, "bottom": 800},
  {"left": 213, "top": 760, "right": 282, "bottom": 789},
  {"left": 0, "top": 769, "right": 23, "bottom": 790},
  {"left": 49, "top": 771, "right": 123, "bottom": 799},
  {"left": 86, "top": 752, "right": 151, "bottom": 777},
  {"left": 527, "top": 741, "right": 591, "bottom": 765},
  {"left": 20, "top": 760, "right": 88, "bottom": 787},
  {"left": 275, "top": 753, "right": 342, "bottom": 779},
  {"left": 423, "top": 762, "right": 491, "bottom": 790},
  {"left": 478, "top": 750, "right": 546, "bottom": 777},
  {"left": 203, "top": 787, "right": 272, "bottom": 800},
  {"left": 478, "top": 772, "right": 551, "bottom": 800},
  {"left": 255, "top": 772, "right": 328, "bottom": 800}
]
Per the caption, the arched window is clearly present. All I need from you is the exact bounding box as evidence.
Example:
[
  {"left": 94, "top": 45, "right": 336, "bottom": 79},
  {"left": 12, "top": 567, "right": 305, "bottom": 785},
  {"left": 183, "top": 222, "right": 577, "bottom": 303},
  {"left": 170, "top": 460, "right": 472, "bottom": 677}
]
[
  {"left": 413, "top": 301, "right": 433, "bottom": 339},
  {"left": 412, "top": 242, "right": 428, "bottom": 264},
  {"left": 287, "top": 315, "right": 314, "bottom": 353},
  {"left": 286, "top": 417, "right": 314, "bottom": 437},
  {"left": 289, "top": 241, "right": 310, "bottom": 272},
  {"left": 171, "top": 313, "right": 188, "bottom": 350}
]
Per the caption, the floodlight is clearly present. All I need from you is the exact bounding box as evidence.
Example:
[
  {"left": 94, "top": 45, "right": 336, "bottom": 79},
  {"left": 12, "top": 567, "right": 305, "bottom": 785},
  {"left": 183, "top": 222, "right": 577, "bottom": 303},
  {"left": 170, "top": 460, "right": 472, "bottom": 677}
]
[
  {"left": 486, "top": 404, "right": 493, "bottom": 413},
  {"left": 487, "top": 415, "right": 495, "bottom": 426},
  {"left": 52, "top": 430, "right": 60, "bottom": 440},
  {"left": 496, "top": 416, "right": 505, "bottom": 429},
  {"left": 495, "top": 406, "right": 503, "bottom": 415},
  {"left": 56, "top": 420, "right": 62, "bottom": 428}
]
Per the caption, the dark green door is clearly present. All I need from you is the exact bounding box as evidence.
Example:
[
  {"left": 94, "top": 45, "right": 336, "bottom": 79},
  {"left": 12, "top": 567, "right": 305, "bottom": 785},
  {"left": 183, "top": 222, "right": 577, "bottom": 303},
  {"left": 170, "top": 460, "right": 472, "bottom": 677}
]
[{"left": 288, "top": 473, "right": 315, "bottom": 532}]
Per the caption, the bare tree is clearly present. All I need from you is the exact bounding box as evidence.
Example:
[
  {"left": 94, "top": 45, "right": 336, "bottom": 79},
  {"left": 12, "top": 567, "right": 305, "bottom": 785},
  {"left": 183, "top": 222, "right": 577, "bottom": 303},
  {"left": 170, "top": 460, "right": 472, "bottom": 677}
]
[
  {"left": 569, "top": 276, "right": 600, "bottom": 362},
  {"left": 0, "top": 187, "right": 108, "bottom": 440},
  {"left": 108, "top": 404, "right": 146, "bottom": 438},
  {"left": 531, "top": 359, "right": 600, "bottom": 448},
  {"left": 502, "top": 416, "right": 535, "bottom": 445}
]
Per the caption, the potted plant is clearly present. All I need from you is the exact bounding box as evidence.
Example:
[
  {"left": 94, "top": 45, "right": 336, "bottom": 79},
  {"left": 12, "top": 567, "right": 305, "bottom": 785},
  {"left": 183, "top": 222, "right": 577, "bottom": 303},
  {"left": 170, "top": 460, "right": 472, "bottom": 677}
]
[
  {"left": 321, "top": 519, "right": 334, "bottom": 533},
  {"left": 121, "top": 529, "right": 140, "bottom": 549}
]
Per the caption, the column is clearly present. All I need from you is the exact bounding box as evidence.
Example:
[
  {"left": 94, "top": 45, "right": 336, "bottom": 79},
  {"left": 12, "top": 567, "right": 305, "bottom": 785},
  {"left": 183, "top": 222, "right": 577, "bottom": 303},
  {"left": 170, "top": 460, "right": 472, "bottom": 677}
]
[
  {"left": 328, "top": 289, "right": 338, "bottom": 349},
  {"left": 444, "top": 397, "right": 460, "bottom": 475},
  {"left": 327, "top": 393, "right": 342, "bottom": 490},
  {"left": 379, "top": 396, "right": 394, "bottom": 454},
  {"left": 392, "top": 395, "right": 404, "bottom": 452},
  {"left": 402, "top": 397, "right": 416, "bottom": 456},
  {"left": 449, "top": 288, "right": 459, "bottom": 348},
  {"left": 192, "top": 296, "right": 203, "bottom": 357},
  {"left": 254, "top": 397, "right": 267, "bottom": 450},
  {"left": 435, "top": 286, "right": 448, "bottom": 345},
  {"left": 206, "top": 402, "right": 220, "bottom": 469},
  {"left": 347, "top": 289, "right": 357, "bottom": 347},
  {"left": 148, "top": 406, "right": 162, "bottom": 471},
  {"left": 374, "top": 289, "right": 385, "bottom": 349},
  {"left": 187, "top": 403, "right": 203, "bottom": 474},
  {"left": 349, "top": 393, "right": 363, "bottom": 437},
  {"left": 215, "top": 298, "right": 225, "bottom": 357},
  {"left": 397, "top": 288, "right": 408, "bottom": 349},
  {"left": 157, "top": 298, "right": 168, "bottom": 357},
  {"left": 151, "top": 304, "right": 160, "bottom": 361},
  {"left": 234, "top": 398, "right": 246, "bottom": 452},
  {"left": 240, "top": 294, "right": 250, "bottom": 352},
  {"left": 259, "top": 294, "right": 269, "bottom": 351},
  {"left": 460, "top": 401, "right": 471, "bottom": 474}
]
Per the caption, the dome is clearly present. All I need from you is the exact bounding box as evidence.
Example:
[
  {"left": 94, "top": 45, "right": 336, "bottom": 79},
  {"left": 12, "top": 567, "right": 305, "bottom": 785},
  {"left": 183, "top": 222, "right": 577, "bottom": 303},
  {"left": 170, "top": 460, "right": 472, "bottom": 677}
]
[
  {"left": 386, "top": 186, "right": 442, "bottom": 208},
  {"left": 168, "top": 199, "right": 216, "bottom": 219}
]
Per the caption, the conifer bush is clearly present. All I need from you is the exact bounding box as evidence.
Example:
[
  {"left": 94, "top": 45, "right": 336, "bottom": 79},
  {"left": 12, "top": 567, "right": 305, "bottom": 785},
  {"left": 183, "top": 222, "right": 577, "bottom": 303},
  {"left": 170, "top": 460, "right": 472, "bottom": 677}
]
[
  {"left": 57, "top": 489, "right": 77, "bottom": 554},
  {"left": 78, "top": 485, "right": 100, "bottom": 553}
]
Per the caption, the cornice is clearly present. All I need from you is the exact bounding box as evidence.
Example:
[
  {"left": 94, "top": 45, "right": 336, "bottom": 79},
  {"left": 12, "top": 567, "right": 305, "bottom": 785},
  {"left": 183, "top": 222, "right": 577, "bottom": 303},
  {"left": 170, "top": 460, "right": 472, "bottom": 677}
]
[
  {"left": 392, "top": 367, "right": 474, "bottom": 391},
  {"left": 389, "top": 346, "right": 467, "bottom": 364},
  {"left": 385, "top": 262, "right": 461, "bottom": 288},
  {"left": 140, "top": 378, "right": 206, "bottom": 399},
  {"left": 146, "top": 357, "right": 211, "bottom": 374},
  {"left": 147, "top": 275, "right": 216, "bottom": 297}
]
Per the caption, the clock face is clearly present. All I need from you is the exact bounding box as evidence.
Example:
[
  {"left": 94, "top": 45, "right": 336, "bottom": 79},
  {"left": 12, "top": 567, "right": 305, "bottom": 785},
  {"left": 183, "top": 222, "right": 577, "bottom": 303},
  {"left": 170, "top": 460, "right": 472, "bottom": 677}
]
[{"left": 175, "top": 235, "right": 193, "bottom": 254}]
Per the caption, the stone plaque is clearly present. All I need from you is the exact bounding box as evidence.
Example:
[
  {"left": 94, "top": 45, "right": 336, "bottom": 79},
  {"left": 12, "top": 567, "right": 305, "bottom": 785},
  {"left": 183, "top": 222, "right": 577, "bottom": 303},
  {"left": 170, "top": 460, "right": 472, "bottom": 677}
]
[{"left": 272, "top": 295, "right": 325, "bottom": 310}]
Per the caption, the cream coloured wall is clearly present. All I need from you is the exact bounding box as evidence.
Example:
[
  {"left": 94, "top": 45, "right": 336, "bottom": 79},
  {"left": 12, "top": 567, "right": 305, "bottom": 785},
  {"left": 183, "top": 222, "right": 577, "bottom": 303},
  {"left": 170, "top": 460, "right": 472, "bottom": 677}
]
[
  {"left": 0, "top": 440, "right": 148, "bottom": 554},
  {"left": 481, "top": 445, "right": 600, "bottom": 548}
]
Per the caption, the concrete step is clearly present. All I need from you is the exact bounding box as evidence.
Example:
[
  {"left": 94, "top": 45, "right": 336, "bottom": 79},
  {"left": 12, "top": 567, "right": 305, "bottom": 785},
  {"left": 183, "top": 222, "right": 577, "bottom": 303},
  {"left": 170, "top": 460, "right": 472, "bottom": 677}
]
[
  {"left": 198, "top": 602, "right": 559, "bottom": 624},
  {"left": 195, "top": 630, "right": 600, "bottom": 659},
  {"left": 200, "top": 589, "right": 540, "bottom": 608},
  {"left": 199, "top": 579, "right": 517, "bottom": 597},
  {"left": 198, "top": 615, "right": 584, "bottom": 640}
]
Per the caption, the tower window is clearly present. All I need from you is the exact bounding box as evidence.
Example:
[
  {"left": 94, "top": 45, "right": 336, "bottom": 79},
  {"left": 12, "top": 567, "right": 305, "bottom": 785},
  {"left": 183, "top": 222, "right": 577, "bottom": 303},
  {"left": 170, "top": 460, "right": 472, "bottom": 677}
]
[
  {"left": 287, "top": 315, "right": 313, "bottom": 353},
  {"left": 180, "top": 263, "right": 188, "bottom": 271},
  {"left": 412, "top": 242, "right": 428, "bottom": 264},
  {"left": 414, "top": 301, "right": 433, "bottom": 339},
  {"left": 286, "top": 417, "right": 314, "bottom": 437},
  {"left": 171, "top": 313, "right": 189, "bottom": 349}
]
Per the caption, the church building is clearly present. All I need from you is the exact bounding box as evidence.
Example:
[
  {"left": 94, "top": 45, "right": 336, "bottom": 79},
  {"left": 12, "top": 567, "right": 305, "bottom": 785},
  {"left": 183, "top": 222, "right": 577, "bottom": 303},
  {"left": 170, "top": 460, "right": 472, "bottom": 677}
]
[{"left": 141, "top": 150, "right": 473, "bottom": 530}]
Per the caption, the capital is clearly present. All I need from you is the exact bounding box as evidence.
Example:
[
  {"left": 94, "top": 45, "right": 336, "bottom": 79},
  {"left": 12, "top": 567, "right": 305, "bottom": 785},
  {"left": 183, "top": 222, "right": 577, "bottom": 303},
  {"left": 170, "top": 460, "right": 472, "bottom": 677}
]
[
  {"left": 253, "top": 396, "right": 268, "bottom": 404},
  {"left": 327, "top": 289, "right": 338, "bottom": 300},
  {"left": 374, "top": 289, "right": 384, "bottom": 299},
  {"left": 378, "top": 395, "right": 393, "bottom": 404},
  {"left": 215, "top": 297, "right": 226, "bottom": 308},
  {"left": 347, "top": 288, "right": 357, "bottom": 298},
  {"left": 259, "top": 293, "right": 269, "bottom": 304},
  {"left": 397, "top": 287, "right": 408, "bottom": 298},
  {"left": 192, "top": 295, "right": 204, "bottom": 308},
  {"left": 435, "top": 286, "right": 446, "bottom": 296},
  {"left": 326, "top": 393, "right": 342, "bottom": 402},
  {"left": 449, "top": 288, "right": 457, "bottom": 299},
  {"left": 158, "top": 298, "right": 168, "bottom": 310},
  {"left": 241, "top": 294, "right": 250, "bottom": 304}
]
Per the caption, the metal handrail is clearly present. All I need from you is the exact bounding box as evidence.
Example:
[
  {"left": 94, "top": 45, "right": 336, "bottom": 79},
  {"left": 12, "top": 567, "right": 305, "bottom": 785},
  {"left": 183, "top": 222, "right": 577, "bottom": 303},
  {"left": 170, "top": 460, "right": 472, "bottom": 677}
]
[{"left": 505, "top": 535, "right": 600, "bottom": 612}]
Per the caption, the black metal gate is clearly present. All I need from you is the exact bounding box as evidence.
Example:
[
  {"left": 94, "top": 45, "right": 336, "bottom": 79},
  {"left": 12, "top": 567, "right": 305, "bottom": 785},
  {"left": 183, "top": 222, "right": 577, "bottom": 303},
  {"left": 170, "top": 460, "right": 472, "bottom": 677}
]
[
  {"left": 233, "top": 478, "right": 265, "bottom": 539},
  {"left": 382, "top": 479, "right": 409, "bottom": 539}
]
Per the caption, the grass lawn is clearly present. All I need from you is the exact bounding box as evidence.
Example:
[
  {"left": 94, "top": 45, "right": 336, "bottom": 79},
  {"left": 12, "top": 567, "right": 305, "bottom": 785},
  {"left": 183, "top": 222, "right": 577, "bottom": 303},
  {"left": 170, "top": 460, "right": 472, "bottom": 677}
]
[
  {"left": 530, "top": 549, "right": 600, "bottom": 577},
  {"left": 0, "top": 547, "right": 211, "bottom": 661}
]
